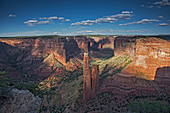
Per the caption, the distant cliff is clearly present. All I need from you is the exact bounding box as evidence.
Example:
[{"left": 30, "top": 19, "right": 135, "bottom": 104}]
[
  {"left": 114, "top": 37, "right": 170, "bottom": 80},
  {"left": 0, "top": 36, "right": 91, "bottom": 82}
]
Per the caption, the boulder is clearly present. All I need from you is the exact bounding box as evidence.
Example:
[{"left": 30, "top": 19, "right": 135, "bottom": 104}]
[{"left": 0, "top": 86, "right": 41, "bottom": 113}]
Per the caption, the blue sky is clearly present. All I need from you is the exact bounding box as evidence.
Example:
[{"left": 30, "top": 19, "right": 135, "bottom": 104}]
[{"left": 0, "top": 0, "right": 170, "bottom": 37}]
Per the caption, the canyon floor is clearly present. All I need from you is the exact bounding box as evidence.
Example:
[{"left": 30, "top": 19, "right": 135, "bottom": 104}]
[{"left": 0, "top": 35, "right": 170, "bottom": 113}]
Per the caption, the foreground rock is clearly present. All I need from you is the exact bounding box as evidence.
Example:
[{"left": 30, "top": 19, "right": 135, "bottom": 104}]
[{"left": 0, "top": 86, "right": 41, "bottom": 113}]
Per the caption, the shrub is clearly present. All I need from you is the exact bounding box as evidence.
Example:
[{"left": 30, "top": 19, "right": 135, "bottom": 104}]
[
  {"left": 14, "top": 83, "right": 44, "bottom": 98},
  {"left": 128, "top": 100, "right": 170, "bottom": 113}
]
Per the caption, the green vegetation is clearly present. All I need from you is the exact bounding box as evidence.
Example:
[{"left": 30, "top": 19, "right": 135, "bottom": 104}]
[
  {"left": 64, "top": 68, "right": 83, "bottom": 82},
  {"left": 0, "top": 71, "right": 13, "bottom": 87},
  {"left": 14, "top": 83, "right": 44, "bottom": 98},
  {"left": 94, "top": 48, "right": 114, "bottom": 59},
  {"left": 90, "top": 54, "right": 133, "bottom": 81},
  {"left": 128, "top": 100, "right": 170, "bottom": 113},
  {"left": 0, "top": 71, "right": 6, "bottom": 75},
  {"left": 0, "top": 71, "right": 44, "bottom": 98},
  {"left": 38, "top": 67, "right": 84, "bottom": 112}
]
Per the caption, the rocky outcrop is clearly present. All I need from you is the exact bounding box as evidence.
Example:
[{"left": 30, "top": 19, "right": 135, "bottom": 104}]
[
  {"left": 114, "top": 36, "right": 136, "bottom": 58},
  {"left": 83, "top": 53, "right": 100, "bottom": 101},
  {"left": 83, "top": 53, "right": 91, "bottom": 101},
  {"left": 155, "top": 66, "right": 170, "bottom": 94},
  {"left": 74, "top": 36, "right": 89, "bottom": 52},
  {"left": 0, "top": 37, "right": 81, "bottom": 65},
  {"left": 114, "top": 37, "right": 170, "bottom": 80},
  {"left": 98, "top": 37, "right": 115, "bottom": 50},
  {"left": 91, "top": 64, "right": 99, "bottom": 98},
  {"left": 0, "top": 37, "right": 84, "bottom": 81},
  {"left": 88, "top": 36, "right": 115, "bottom": 50},
  {"left": 0, "top": 87, "right": 41, "bottom": 113}
]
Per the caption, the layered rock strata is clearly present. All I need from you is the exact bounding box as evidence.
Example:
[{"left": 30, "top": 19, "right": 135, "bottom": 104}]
[
  {"left": 114, "top": 37, "right": 170, "bottom": 80},
  {"left": 0, "top": 37, "right": 92, "bottom": 81},
  {"left": 83, "top": 53, "right": 91, "bottom": 101},
  {"left": 83, "top": 53, "right": 100, "bottom": 101},
  {"left": 92, "top": 64, "right": 99, "bottom": 98}
]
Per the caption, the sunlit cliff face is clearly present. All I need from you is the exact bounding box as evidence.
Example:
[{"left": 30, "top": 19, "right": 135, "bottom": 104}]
[
  {"left": 0, "top": 36, "right": 170, "bottom": 113},
  {"left": 114, "top": 37, "right": 170, "bottom": 80},
  {"left": 0, "top": 36, "right": 169, "bottom": 82}
]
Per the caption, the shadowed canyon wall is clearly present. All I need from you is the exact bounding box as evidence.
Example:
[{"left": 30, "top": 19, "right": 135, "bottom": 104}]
[
  {"left": 0, "top": 37, "right": 82, "bottom": 65},
  {"left": 155, "top": 66, "right": 170, "bottom": 94},
  {"left": 1, "top": 36, "right": 114, "bottom": 82},
  {"left": 114, "top": 37, "right": 170, "bottom": 80},
  {"left": 0, "top": 37, "right": 93, "bottom": 82}
]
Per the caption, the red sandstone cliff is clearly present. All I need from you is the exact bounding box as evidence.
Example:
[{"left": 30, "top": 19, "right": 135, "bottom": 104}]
[
  {"left": 83, "top": 53, "right": 91, "bottom": 101},
  {"left": 91, "top": 64, "right": 99, "bottom": 98},
  {"left": 114, "top": 37, "right": 170, "bottom": 80},
  {"left": 74, "top": 36, "right": 89, "bottom": 53},
  {"left": 0, "top": 36, "right": 89, "bottom": 82},
  {"left": 83, "top": 53, "right": 100, "bottom": 101}
]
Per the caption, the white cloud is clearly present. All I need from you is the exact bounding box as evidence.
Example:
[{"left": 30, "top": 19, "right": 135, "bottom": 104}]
[
  {"left": 119, "top": 19, "right": 159, "bottom": 26},
  {"left": 25, "top": 16, "right": 70, "bottom": 26},
  {"left": 64, "top": 19, "right": 70, "bottom": 21},
  {"left": 39, "top": 16, "right": 66, "bottom": 21},
  {"left": 48, "top": 16, "right": 58, "bottom": 20},
  {"left": 158, "top": 16, "right": 163, "bottom": 18},
  {"left": 142, "top": 0, "right": 170, "bottom": 8},
  {"left": 74, "top": 30, "right": 94, "bottom": 34},
  {"left": 9, "top": 14, "right": 16, "bottom": 17},
  {"left": 71, "top": 12, "right": 133, "bottom": 26},
  {"left": 95, "top": 17, "right": 116, "bottom": 23},
  {"left": 0, "top": 31, "right": 67, "bottom": 37},
  {"left": 157, "top": 23, "right": 168, "bottom": 26},
  {"left": 122, "top": 11, "right": 133, "bottom": 14},
  {"left": 149, "top": 6, "right": 154, "bottom": 8},
  {"left": 154, "top": 0, "right": 170, "bottom": 6},
  {"left": 37, "top": 20, "right": 50, "bottom": 25},
  {"left": 72, "top": 29, "right": 148, "bottom": 35},
  {"left": 24, "top": 20, "right": 38, "bottom": 23},
  {"left": 108, "top": 13, "right": 132, "bottom": 19},
  {"left": 39, "top": 17, "right": 48, "bottom": 20},
  {"left": 71, "top": 20, "right": 97, "bottom": 26},
  {"left": 24, "top": 20, "right": 50, "bottom": 26},
  {"left": 0, "top": 31, "right": 53, "bottom": 37},
  {"left": 0, "top": 29, "right": 149, "bottom": 37}
]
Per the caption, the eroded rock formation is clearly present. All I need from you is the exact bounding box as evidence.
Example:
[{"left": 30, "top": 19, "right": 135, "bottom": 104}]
[
  {"left": 92, "top": 64, "right": 99, "bottom": 98},
  {"left": 74, "top": 36, "right": 89, "bottom": 52},
  {"left": 0, "top": 36, "right": 90, "bottom": 81},
  {"left": 114, "top": 37, "right": 170, "bottom": 80},
  {"left": 83, "top": 53, "right": 100, "bottom": 101},
  {"left": 83, "top": 53, "right": 91, "bottom": 101}
]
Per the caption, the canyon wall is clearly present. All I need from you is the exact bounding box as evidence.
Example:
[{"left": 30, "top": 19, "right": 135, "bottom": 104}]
[
  {"left": 0, "top": 36, "right": 91, "bottom": 82},
  {"left": 74, "top": 36, "right": 89, "bottom": 53},
  {"left": 114, "top": 36, "right": 136, "bottom": 58},
  {"left": 155, "top": 66, "right": 170, "bottom": 94},
  {"left": 114, "top": 37, "right": 170, "bottom": 80},
  {"left": 0, "top": 37, "right": 82, "bottom": 65}
]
